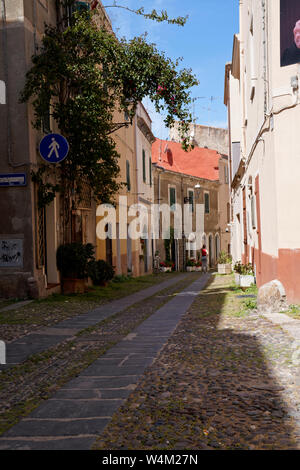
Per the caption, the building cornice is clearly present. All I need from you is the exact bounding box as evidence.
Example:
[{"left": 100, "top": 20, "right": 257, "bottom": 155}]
[{"left": 137, "top": 116, "right": 155, "bottom": 144}]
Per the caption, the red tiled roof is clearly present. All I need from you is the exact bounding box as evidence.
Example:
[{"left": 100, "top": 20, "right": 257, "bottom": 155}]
[{"left": 152, "top": 139, "right": 220, "bottom": 181}]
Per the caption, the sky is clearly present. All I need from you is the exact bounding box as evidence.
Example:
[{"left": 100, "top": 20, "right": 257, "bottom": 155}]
[{"left": 105, "top": 0, "right": 239, "bottom": 139}]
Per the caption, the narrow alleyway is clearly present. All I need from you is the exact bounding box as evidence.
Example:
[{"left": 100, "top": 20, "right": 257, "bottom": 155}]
[
  {"left": 1, "top": 273, "right": 300, "bottom": 450},
  {"left": 1, "top": 274, "right": 188, "bottom": 366},
  {"left": 0, "top": 273, "right": 209, "bottom": 448}
]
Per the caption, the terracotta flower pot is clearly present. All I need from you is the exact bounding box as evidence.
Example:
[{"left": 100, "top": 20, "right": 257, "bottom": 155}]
[
  {"left": 218, "top": 263, "right": 232, "bottom": 274},
  {"left": 62, "top": 278, "right": 87, "bottom": 294}
]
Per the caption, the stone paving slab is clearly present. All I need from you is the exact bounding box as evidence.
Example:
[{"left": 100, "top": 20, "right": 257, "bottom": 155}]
[
  {"left": 0, "top": 436, "right": 96, "bottom": 450},
  {"left": 4, "top": 417, "right": 111, "bottom": 437},
  {"left": 0, "top": 300, "right": 34, "bottom": 313},
  {"left": 2, "top": 274, "right": 187, "bottom": 366},
  {"left": 61, "top": 375, "right": 140, "bottom": 390},
  {"left": 263, "top": 312, "right": 300, "bottom": 341},
  {"left": 28, "top": 399, "right": 124, "bottom": 419},
  {"left": 0, "top": 273, "right": 210, "bottom": 450},
  {"left": 5, "top": 334, "right": 71, "bottom": 364}
]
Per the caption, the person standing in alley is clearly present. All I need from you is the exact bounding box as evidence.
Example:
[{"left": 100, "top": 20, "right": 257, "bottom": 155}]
[{"left": 201, "top": 244, "right": 208, "bottom": 273}]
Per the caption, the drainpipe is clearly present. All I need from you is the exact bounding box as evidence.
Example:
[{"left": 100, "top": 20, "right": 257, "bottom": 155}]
[{"left": 262, "top": 0, "right": 267, "bottom": 116}]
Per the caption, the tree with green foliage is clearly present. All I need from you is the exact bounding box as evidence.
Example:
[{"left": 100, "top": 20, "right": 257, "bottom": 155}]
[{"left": 21, "top": 1, "right": 198, "bottom": 242}]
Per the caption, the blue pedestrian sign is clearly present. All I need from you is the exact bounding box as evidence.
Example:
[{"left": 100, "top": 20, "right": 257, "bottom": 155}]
[{"left": 39, "top": 133, "right": 69, "bottom": 163}]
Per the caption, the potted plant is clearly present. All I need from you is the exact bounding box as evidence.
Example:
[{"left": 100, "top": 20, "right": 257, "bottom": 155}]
[
  {"left": 234, "top": 261, "right": 242, "bottom": 285},
  {"left": 217, "top": 251, "right": 232, "bottom": 274},
  {"left": 239, "top": 263, "right": 255, "bottom": 287},
  {"left": 88, "top": 259, "right": 115, "bottom": 287},
  {"left": 160, "top": 261, "right": 171, "bottom": 273},
  {"left": 160, "top": 261, "right": 167, "bottom": 273},
  {"left": 165, "top": 260, "right": 173, "bottom": 272},
  {"left": 186, "top": 258, "right": 196, "bottom": 272},
  {"left": 56, "top": 243, "right": 95, "bottom": 294},
  {"left": 195, "top": 260, "right": 202, "bottom": 272}
]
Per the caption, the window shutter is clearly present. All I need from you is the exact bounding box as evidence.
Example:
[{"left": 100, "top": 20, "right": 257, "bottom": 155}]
[
  {"left": 251, "top": 195, "right": 256, "bottom": 228},
  {"left": 126, "top": 160, "right": 131, "bottom": 191},
  {"left": 170, "top": 187, "right": 176, "bottom": 208},
  {"left": 142, "top": 150, "right": 146, "bottom": 183},
  {"left": 188, "top": 191, "right": 194, "bottom": 213},
  {"left": 149, "top": 158, "right": 152, "bottom": 187},
  {"left": 205, "top": 193, "right": 210, "bottom": 214}
]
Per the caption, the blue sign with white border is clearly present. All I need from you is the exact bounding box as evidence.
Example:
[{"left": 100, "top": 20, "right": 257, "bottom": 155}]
[
  {"left": 39, "top": 133, "right": 69, "bottom": 163},
  {"left": 0, "top": 173, "right": 26, "bottom": 187}
]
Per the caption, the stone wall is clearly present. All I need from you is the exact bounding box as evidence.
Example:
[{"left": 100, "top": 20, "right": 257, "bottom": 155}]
[{"left": 170, "top": 123, "right": 229, "bottom": 156}]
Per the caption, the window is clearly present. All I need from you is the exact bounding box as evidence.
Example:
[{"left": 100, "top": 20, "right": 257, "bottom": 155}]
[
  {"left": 149, "top": 158, "right": 152, "bottom": 187},
  {"left": 251, "top": 195, "right": 256, "bottom": 229},
  {"left": 142, "top": 150, "right": 146, "bottom": 183},
  {"left": 126, "top": 160, "right": 131, "bottom": 191},
  {"left": 224, "top": 164, "right": 229, "bottom": 184},
  {"left": 169, "top": 187, "right": 176, "bottom": 211},
  {"left": 73, "top": 1, "right": 90, "bottom": 13},
  {"left": 188, "top": 190, "right": 194, "bottom": 213},
  {"left": 204, "top": 193, "right": 210, "bottom": 214},
  {"left": 227, "top": 202, "right": 230, "bottom": 224},
  {"left": 67, "top": 1, "right": 90, "bottom": 24}
]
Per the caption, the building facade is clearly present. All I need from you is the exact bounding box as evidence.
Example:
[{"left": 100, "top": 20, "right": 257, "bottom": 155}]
[
  {"left": 0, "top": 0, "right": 149, "bottom": 298},
  {"left": 152, "top": 139, "right": 230, "bottom": 269},
  {"left": 170, "top": 122, "right": 229, "bottom": 156},
  {"left": 224, "top": 0, "right": 300, "bottom": 303},
  {"left": 96, "top": 103, "right": 155, "bottom": 277},
  {"left": 0, "top": 0, "right": 72, "bottom": 299}
]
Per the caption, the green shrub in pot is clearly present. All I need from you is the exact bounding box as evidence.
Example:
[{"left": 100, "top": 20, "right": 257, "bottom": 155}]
[
  {"left": 88, "top": 259, "right": 115, "bottom": 285},
  {"left": 56, "top": 243, "right": 95, "bottom": 279}
]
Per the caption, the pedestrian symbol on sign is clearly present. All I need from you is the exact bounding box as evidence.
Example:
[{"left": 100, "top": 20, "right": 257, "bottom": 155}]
[
  {"left": 39, "top": 133, "right": 69, "bottom": 163},
  {"left": 48, "top": 137, "right": 60, "bottom": 159}
]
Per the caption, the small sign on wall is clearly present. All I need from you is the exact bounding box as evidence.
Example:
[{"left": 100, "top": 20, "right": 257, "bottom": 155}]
[
  {"left": 0, "top": 174, "right": 26, "bottom": 187},
  {"left": 0, "top": 239, "right": 23, "bottom": 268}
]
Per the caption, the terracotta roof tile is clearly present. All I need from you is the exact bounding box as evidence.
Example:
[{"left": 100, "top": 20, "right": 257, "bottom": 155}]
[{"left": 152, "top": 139, "right": 220, "bottom": 181}]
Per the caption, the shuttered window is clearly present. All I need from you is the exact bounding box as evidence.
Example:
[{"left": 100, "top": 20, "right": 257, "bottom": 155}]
[
  {"left": 169, "top": 187, "right": 176, "bottom": 211},
  {"left": 188, "top": 190, "right": 194, "bottom": 213},
  {"left": 149, "top": 158, "right": 152, "bottom": 187},
  {"left": 126, "top": 160, "right": 131, "bottom": 191},
  {"left": 251, "top": 195, "right": 256, "bottom": 228},
  {"left": 204, "top": 193, "right": 210, "bottom": 214},
  {"left": 142, "top": 150, "right": 146, "bottom": 183}
]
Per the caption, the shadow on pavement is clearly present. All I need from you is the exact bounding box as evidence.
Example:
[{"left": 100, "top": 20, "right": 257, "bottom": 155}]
[
  {"left": 95, "top": 275, "right": 299, "bottom": 450},
  {"left": 171, "top": 276, "right": 298, "bottom": 449}
]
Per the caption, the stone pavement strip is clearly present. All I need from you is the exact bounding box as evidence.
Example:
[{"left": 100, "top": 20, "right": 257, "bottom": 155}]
[
  {"left": 0, "top": 273, "right": 210, "bottom": 449},
  {"left": 2, "top": 274, "right": 188, "bottom": 367},
  {"left": 262, "top": 312, "right": 300, "bottom": 341},
  {"left": 0, "top": 300, "right": 34, "bottom": 313}
]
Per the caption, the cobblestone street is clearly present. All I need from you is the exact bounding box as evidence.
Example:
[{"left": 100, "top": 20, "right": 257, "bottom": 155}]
[
  {"left": 1, "top": 273, "right": 300, "bottom": 449},
  {"left": 94, "top": 274, "right": 300, "bottom": 450}
]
